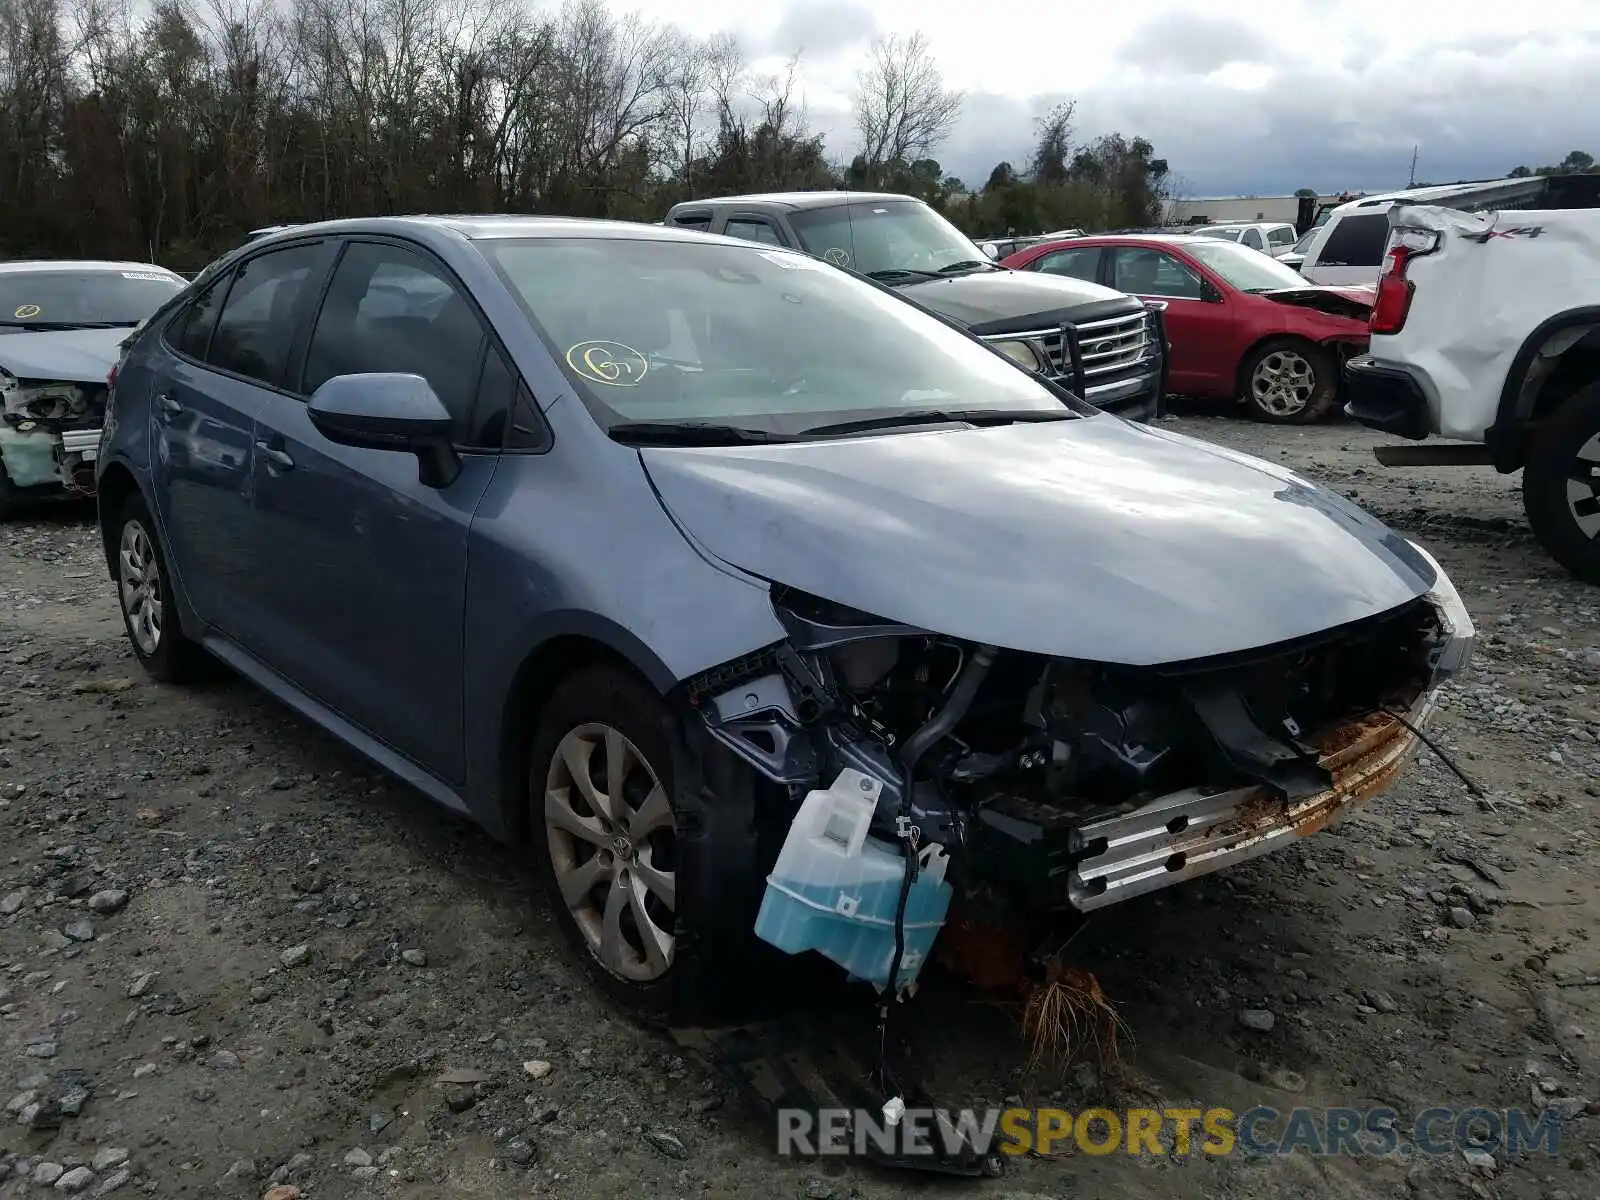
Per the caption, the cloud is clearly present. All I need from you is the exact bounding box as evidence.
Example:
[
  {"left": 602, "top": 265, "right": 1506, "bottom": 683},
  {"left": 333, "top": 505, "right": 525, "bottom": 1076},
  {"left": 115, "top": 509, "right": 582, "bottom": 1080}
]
[
  {"left": 759, "top": 0, "right": 879, "bottom": 61},
  {"left": 1117, "top": 13, "right": 1272, "bottom": 75},
  {"left": 897, "top": 30, "right": 1600, "bottom": 195}
]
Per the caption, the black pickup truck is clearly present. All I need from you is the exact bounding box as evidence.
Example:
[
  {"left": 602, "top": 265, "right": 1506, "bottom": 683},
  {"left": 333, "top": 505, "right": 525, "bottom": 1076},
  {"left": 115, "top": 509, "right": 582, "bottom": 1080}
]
[{"left": 663, "top": 192, "right": 1167, "bottom": 420}]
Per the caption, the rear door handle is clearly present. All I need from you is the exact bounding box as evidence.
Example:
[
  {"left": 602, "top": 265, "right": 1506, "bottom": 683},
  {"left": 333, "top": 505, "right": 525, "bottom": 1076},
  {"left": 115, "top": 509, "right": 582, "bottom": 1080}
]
[
  {"left": 156, "top": 394, "right": 183, "bottom": 417},
  {"left": 255, "top": 441, "right": 295, "bottom": 470}
]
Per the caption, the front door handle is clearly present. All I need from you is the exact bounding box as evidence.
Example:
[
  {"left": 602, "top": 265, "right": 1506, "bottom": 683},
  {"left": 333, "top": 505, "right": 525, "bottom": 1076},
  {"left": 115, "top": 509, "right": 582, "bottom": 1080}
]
[
  {"left": 156, "top": 394, "right": 183, "bottom": 417},
  {"left": 255, "top": 441, "right": 295, "bottom": 471}
]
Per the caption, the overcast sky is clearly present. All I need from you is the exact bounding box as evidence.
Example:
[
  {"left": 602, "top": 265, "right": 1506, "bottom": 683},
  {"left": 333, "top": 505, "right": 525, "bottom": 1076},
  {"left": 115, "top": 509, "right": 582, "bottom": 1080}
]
[{"left": 652, "top": 0, "right": 1600, "bottom": 197}]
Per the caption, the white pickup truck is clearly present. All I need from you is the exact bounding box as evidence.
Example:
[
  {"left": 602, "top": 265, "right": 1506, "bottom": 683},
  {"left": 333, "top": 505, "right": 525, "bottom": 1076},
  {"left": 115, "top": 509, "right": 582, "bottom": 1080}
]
[{"left": 1344, "top": 185, "right": 1600, "bottom": 582}]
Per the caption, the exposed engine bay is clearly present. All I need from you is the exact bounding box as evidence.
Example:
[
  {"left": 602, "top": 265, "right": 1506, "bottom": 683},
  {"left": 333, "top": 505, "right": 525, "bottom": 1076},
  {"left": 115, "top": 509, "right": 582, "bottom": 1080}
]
[
  {"left": 687, "top": 579, "right": 1472, "bottom": 925},
  {"left": 0, "top": 374, "right": 104, "bottom": 496}
]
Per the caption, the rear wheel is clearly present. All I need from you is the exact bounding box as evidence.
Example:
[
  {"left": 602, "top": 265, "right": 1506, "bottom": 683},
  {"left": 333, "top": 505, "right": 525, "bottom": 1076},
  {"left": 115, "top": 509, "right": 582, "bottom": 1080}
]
[
  {"left": 113, "top": 494, "right": 216, "bottom": 681},
  {"left": 1241, "top": 338, "right": 1338, "bottom": 424},
  {"left": 528, "top": 665, "right": 775, "bottom": 1026},
  {"left": 1522, "top": 380, "right": 1600, "bottom": 584}
]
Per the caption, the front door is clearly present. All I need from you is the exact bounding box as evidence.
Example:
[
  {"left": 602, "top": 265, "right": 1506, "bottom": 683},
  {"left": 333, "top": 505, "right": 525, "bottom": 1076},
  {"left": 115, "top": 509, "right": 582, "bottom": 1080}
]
[
  {"left": 1108, "top": 246, "right": 1236, "bottom": 395},
  {"left": 246, "top": 238, "right": 508, "bottom": 784},
  {"left": 148, "top": 242, "right": 328, "bottom": 637}
]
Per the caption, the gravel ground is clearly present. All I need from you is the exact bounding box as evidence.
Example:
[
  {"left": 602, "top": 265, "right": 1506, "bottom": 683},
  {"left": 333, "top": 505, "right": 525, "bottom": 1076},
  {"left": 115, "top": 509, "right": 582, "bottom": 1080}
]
[{"left": 2, "top": 413, "right": 1598, "bottom": 1200}]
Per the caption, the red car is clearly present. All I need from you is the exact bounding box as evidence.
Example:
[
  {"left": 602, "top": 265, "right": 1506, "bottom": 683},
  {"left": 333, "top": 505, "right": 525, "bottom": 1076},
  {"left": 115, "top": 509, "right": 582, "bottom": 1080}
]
[{"left": 1000, "top": 235, "right": 1375, "bottom": 424}]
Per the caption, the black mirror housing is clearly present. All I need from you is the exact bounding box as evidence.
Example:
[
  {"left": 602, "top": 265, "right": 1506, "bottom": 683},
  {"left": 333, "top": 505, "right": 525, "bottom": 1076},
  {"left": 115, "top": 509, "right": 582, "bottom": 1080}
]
[{"left": 307, "top": 372, "right": 462, "bottom": 488}]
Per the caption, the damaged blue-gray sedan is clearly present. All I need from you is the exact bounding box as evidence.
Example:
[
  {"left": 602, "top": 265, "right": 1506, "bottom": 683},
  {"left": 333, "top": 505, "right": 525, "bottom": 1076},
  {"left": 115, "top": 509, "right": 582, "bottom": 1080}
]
[
  {"left": 0, "top": 260, "right": 187, "bottom": 515},
  {"left": 97, "top": 217, "right": 1474, "bottom": 1025}
]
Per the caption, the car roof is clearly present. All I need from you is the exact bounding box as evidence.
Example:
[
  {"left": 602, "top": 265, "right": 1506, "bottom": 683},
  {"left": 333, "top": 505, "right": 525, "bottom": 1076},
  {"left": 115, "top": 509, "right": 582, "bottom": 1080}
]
[
  {"left": 1053, "top": 233, "right": 1215, "bottom": 247},
  {"left": 1201, "top": 221, "right": 1293, "bottom": 231},
  {"left": 1324, "top": 176, "right": 1551, "bottom": 219},
  {"left": 668, "top": 192, "right": 916, "bottom": 212},
  {"left": 243, "top": 214, "right": 766, "bottom": 247},
  {"left": 0, "top": 259, "right": 181, "bottom": 276}
]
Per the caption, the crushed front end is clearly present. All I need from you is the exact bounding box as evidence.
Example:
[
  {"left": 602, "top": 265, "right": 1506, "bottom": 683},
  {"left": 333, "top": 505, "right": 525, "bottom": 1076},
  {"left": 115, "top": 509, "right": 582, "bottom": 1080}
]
[
  {"left": 685, "top": 544, "right": 1473, "bottom": 983},
  {"left": 0, "top": 368, "right": 105, "bottom": 503}
]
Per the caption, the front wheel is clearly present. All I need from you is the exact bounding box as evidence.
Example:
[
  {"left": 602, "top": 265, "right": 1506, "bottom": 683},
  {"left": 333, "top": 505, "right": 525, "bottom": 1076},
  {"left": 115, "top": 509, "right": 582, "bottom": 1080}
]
[
  {"left": 528, "top": 665, "right": 775, "bottom": 1026},
  {"left": 1522, "top": 380, "right": 1600, "bottom": 584},
  {"left": 1241, "top": 338, "right": 1338, "bottom": 424}
]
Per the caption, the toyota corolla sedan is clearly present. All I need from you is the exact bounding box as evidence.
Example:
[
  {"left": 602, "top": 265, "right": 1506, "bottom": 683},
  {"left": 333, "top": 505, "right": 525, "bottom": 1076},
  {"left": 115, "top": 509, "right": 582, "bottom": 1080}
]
[{"left": 98, "top": 216, "right": 1473, "bottom": 1025}]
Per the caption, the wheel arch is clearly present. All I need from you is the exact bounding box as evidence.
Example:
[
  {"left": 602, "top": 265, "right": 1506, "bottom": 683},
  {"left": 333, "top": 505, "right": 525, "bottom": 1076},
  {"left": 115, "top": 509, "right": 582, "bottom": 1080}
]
[
  {"left": 95, "top": 460, "right": 145, "bottom": 581},
  {"left": 1488, "top": 307, "right": 1600, "bottom": 471},
  {"left": 495, "top": 624, "right": 674, "bottom": 846}
]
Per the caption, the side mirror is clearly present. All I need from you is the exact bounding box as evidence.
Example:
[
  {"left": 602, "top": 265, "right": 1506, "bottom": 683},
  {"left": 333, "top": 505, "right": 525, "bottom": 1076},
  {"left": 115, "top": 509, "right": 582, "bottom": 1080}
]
[{"left": 307, "top": 372, "right": 462, "bottom": 488}]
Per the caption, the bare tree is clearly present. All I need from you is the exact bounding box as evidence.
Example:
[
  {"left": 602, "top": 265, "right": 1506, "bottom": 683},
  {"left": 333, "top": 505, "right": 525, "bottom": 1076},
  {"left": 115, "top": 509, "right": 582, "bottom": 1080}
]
[{"left": 852, "top": 31, "right": 961, "bottom": 184}]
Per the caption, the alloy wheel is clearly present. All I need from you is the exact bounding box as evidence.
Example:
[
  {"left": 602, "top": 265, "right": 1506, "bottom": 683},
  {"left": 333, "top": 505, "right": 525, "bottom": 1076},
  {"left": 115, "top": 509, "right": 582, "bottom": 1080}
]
[
  {"left": 544, "top": 723, "right": 677, "bottom": 982},
  {"left": 1250, "top": 349, "right": 1317, "bottom": 417},
  {"left": 1563, "top": 431, "right": 1600, "bottom": 540},
  {"left": 118, "top": 519, "right": 164, "bottom": 656}
]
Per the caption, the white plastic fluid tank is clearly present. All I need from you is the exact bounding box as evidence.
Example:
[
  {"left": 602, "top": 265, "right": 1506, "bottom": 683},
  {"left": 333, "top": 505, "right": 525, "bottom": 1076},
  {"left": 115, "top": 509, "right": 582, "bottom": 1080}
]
[{"left": 754, "top": 768, "right": 953, "bottom": 990}]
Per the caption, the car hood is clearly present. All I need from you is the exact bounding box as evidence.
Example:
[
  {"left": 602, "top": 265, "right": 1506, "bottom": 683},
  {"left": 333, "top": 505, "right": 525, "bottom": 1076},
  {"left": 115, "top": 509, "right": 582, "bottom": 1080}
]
[
  {"left": 640, "top": 416, "right": 1437, "bottom": 666},
  {"left": 1260, "top": 284, "right": 1375, "bottom": 321},
  {"left": 898, "top": 269, "right": 1139, "bottom": 333},
  {"left": 0, "top": 327, "right": 126, "bottom": 383}
]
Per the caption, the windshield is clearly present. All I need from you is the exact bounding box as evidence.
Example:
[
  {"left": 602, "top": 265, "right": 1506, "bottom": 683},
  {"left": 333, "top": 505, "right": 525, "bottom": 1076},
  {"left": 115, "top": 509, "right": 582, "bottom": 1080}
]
[
  {"left": 0, "top": 268, "right": 183, "bottom": 328},
  {"left": 1183, "top": 240, "right": 1309, "bottom": 291},
  {"left": 1292, "top": 228, "right": 1318, "bottom": 253},
  {"left": 479, "top": 237, "right": 1073, "bottom": 436},
  {"left": 786, "top": 200, "right": 992, "bottom": 277}
]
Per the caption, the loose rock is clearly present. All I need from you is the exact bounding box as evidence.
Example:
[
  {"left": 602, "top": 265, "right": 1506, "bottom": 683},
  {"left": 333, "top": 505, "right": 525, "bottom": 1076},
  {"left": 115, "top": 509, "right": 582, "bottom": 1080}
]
[{"left": 1238, "top": 1009, "right": 1276, "bottom": 1033}]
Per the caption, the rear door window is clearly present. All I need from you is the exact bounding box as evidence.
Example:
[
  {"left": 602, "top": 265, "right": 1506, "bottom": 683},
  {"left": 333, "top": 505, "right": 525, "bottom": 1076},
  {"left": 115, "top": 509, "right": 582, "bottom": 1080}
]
[
  {"left": 723, "top": 218, "right": 786, "bottom": 246},
  {"left": 168, "top": 274, "right": 230, "bottom": 361},
  {"left": 1316, "top": 212, "right": 1390, "bottom": 267},
  {"left": 1031, "top": 246, "right": 1102, "bottom": 282}
]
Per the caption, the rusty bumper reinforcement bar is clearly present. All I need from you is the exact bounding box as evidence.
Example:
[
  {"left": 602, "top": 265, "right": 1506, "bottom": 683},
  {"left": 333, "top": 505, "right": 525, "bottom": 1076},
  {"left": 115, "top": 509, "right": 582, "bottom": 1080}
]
[{"left": 1068, "top": 695, "right": 1436, "bottom": 910}]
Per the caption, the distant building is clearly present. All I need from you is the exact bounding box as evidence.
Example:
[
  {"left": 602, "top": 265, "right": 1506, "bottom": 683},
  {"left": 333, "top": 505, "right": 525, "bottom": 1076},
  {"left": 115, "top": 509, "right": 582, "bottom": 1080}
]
[{"left": 1164, "top": 192, "right": 1386, "bottom": 225}]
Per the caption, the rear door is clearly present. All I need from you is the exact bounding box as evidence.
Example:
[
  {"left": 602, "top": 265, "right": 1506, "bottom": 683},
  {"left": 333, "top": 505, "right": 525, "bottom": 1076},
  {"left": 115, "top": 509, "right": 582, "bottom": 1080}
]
[
  {"left": 1302, "top": 210, "right": 1391, "bottom": 285},
  {"left": 245, "top": 237, "right": 509, "bottom": 783},
  {"left": 148, "top": 240, "right": 332, "bottom": 638}
]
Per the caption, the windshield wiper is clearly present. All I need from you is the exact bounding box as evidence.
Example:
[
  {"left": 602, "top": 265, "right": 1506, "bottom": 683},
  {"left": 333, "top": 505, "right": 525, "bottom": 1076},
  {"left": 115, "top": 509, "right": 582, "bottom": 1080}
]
[
  {"left": 936, "top": 260, "right": 999, "bottom": 274},
  {"left": 607, "top": 421, "right": 797, "bottom": 446},
  {"left": 801, "top": 407, "right": 1075, "bottom": 437},
  {"left": 865, "top": 268, "right": 943, "bottom": 284}
]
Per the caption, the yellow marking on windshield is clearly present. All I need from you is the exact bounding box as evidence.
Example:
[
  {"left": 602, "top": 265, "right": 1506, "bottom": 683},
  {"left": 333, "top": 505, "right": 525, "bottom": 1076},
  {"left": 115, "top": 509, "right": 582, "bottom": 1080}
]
[{"left": 566, "top": 340, "right": 648, "bottom": 387}]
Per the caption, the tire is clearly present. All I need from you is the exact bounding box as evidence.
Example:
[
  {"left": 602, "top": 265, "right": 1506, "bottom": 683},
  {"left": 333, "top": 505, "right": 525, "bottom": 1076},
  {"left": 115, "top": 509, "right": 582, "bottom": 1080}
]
[
  {"left": 1522, "top": 380, "right": 1600, "bottom": 584},
  {"left": 528, "top": 665, "right": 778, "bottom": 1027},
  {"left": 112, "top": 493, "right": 216, "bottom": 682},
  {"left": 0, "top": 463, "right": 19, "bottom": 520},
  {"left": 1241, "top": 338, "right": 1338, "bottom": 424}
]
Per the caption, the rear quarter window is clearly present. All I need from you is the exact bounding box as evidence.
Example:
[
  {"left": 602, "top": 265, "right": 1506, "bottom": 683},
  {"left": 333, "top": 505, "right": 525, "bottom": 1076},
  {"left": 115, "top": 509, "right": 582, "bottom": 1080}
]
[{"left": 1316, "top": 212, "right": 1390, "bottom": 267}]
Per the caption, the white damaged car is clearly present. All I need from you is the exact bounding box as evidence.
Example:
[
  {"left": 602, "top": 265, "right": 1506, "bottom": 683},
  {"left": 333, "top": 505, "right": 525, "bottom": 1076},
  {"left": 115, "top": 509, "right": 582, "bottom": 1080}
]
[{"left": 0, "top": 260, "right": 187, "bottom": 516}]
